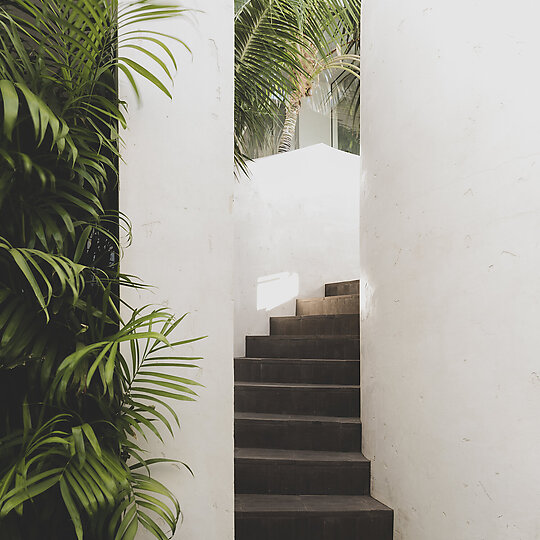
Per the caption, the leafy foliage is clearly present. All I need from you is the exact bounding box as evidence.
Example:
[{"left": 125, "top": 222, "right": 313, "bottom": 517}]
[
  {"left": 0, "top": 1, "right": 200, "bottom": 538},
  {"left": 234, "top": 0, "right": 361, "bottom": 170}
]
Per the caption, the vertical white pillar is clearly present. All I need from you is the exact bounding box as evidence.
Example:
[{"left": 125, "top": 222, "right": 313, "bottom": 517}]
[{"left": 119, "top": 2, "right": 234, "bottom": 538}]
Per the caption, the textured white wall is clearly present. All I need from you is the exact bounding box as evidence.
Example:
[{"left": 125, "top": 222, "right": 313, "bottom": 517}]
[
  {"left": 298, "top": 100, "right": 332, "bottom": 149},
  {"left": 234, "top": 144, "right": 360, "bottom": 356},
  {"left": 119, "top": 2, "right": 234, "bottom": 539},
  {"left": 361, "top": 1, "right": 540, "bottom": 539}
]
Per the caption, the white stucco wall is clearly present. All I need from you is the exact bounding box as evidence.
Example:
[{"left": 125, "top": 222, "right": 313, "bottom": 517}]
[
  {"left": 361, "top": 2, "right": 540, "bottom": 539},
  {"left": 119, "top": 3, "right": 234, "bottom": 539},
  {"left": 234, "top": 144, "right": 360, "bottom": 356},
  {"left": 298, "top": 100, "right": 332, "bottom": 149}
]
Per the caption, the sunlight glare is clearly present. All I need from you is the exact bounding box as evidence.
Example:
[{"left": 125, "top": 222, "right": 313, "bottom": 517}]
[{"left": 256, "top": 272, "right": 299, "bottom": 311}]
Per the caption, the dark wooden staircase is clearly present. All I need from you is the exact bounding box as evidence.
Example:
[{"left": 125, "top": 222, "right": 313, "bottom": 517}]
[{"left": 234, "top": 279, "right": 393, "bottom": 540}]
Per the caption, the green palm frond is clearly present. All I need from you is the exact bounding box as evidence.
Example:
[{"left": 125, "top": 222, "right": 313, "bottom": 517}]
[
  {"left": 0, "top": 1, "right": 201, "bottom": 539},
  {"left": 0, "top": 237, "right": 86, "bottom": 317},
  {"left": 108, "top": 467, "right": 182, "bottom": 540},
  {"left": 234, "top": 0, "right": 361, "bottom": 168}
]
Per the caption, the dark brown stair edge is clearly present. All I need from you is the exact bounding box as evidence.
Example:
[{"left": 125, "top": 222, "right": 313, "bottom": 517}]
[
  {"left": 234, "top": 357, "right": 360, "bottom": 383},
  {"left": 235, "top": 511, "right": 393, "bottom": 540},
  {"left": 245, "top": 335, "right": 360, "bottom": 360},
  {"left": 234, "top": 360, "right": 359, "bottom": 384},
  {"left": 235, "top": 510, "right": 393, "bottom": 540},
  {"left": 298, "top": 294, "right": 360, "bottom": 301},
  {"left": 245, "top": 335, "right": 360, "bottom": 340},
  {"left": 296, "top": 295, "right": 360, "bottom": 316},
  {"left": 235, "top": 356, "right": 360, "bottom": 362},
  {"left": 235, "top": 494, "right": 391, "bottom": 515},
  {"left": 270, "top": 314, "right": 359, "bottom": 321},
  {"left": 234, "top": 356, "right": 360, "bottom": 373},
  {"left": 235, "top": 447, "right": 368, "bottom": 463},
  {"left": 235, "top": 382, "right": 360, "bottom": 417},
  {"left": 235, "top": 382, "right": 361, "bottom": 389},
  {"left": 234, "top": 413, "right": 362, "bottom": 452},
  {"left": 270, "top": 313, "right": 360, "bottom": 336},
  {"left": 325, "top": 279, "right": 360, "bottom": 297},
  {"left": 235, "top": 448, "right": 370, "bottom": 496},
  {"left": 235, "top": 412, "right": 361, "bottom": 424},
  {"left": 297, "top": 294, "right": 360, "bottom": 304}
]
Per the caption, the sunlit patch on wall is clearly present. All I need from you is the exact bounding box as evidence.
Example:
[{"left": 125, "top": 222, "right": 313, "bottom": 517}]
[
  {"left": 257, "top": 272, "right": 299, "bottom": 311},
  {"left": 360, "top": 276, "right": 373, "bottom": 321}
]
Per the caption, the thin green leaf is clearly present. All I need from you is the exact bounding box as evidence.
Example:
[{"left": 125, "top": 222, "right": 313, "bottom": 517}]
[
  {"left": 60, "top": 477, "right": 84, "bottom": 540},
  {"left": 0, "top": 80, "right": 19, "bottom": 140}
]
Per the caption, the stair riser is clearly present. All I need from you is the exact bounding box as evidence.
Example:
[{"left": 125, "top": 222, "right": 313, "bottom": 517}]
[
  {"left": 235, "top": 386, "right": 360, "bottom": 416},
  {"left": 235, "top": 359, "right": 359, "bottom": 384},
  {"left": 235, "top": 419, "right": 361, "bottom": 452},
  {"left": 245, "top": 337, "right": 359, "bottom": 360},
  {"left": 296, "top": 296, "right": 359, "bottom": 316},
  {"left": 235, "top": 515, "right": 393, "bottom": 540},
  {"left": 270, "top": 315, "right": 359, "bottom": 336},
  {"left": 325, "top": 280, "right": 360, "bottom": 297},
  {"left": 235, "top": 460, "right": 370, "bottom": 495}
]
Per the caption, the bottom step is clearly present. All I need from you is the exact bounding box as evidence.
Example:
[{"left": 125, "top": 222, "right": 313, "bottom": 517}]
[{"left": 236, "top": 494, "right": 393, "bottom": 540}]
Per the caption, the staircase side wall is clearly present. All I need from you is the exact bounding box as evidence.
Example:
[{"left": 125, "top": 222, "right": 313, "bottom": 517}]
[
  {"left": 234, "top": 144, "right": 360, "bottom": 356},
  {"left": 361, "top": 2, "right": 540, "bottom": 539},
  {"left": 119, "top": 3, "right": 235, "bottom": 538}
]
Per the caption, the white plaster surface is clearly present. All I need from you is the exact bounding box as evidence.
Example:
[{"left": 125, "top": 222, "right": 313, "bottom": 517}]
[
  {"left": 119, "top": 2, "right": 234, "bottom": 538},
  {"left": 360, "top": 1, "right": 540, "bottom": 539},
  {"left": 298, "top": 99, "right": 332, "bottom": 149},
  {"left": 234, "top": 144, "right": 360, "bottom": 356}
]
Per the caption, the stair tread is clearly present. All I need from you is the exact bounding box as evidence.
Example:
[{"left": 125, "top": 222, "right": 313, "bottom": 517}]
[
  {"left": 235, "top": 382, "right": 360, "bottom": 389},
  {"left": 235, "top": 447, "right": 368, "bottom": 463},
  {"left": 247, "top": 335, "right": 359, "bottom": 340},
  {"left": 325, "top": 279, "right": 359, "bottom": 287},
  {"left": 271, "top": 314, "right": 358, "bottom": 320},
  {"left": 236, "top": 357, "right": 359, "bottom": 362},
  {"left": 235, "top": 412, "right": 361, "bottom": 424},
  {"left": 299, "top": 294, "right": 359, "bottom": 301},
  {"left": 236, "top": 494, "right": 390, "bottom": 514}
]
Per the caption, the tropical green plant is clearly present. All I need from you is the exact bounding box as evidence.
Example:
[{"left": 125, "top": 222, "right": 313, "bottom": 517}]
[
  {"left": 0, "top": 1, "right": 201, "bottom": 539},
  {"left": 234, "top": 0, "right": 361, "bottom": 171}
]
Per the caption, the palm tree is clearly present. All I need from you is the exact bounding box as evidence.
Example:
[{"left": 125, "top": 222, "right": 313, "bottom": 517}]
[
  {"left": 234, "top": 0, "right": 361, "bottom": 171},
  {"left": 0, "top": 1, "right": 200, "bottom": 539}
]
